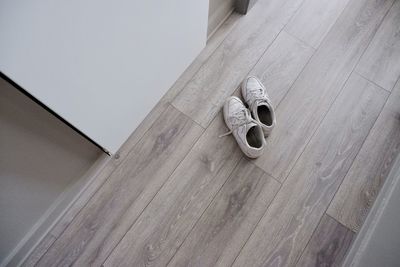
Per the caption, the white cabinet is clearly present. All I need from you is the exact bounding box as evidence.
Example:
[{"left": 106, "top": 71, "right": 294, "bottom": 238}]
[{"left": 0, "top": 0, "right": 209, "bottom": 153}]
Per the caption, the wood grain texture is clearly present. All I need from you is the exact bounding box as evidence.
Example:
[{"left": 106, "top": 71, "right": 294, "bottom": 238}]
[
  {"left": 232, "top": 73, "right": 388, "bottom": 267},
  {"left": 20, "top": 235, "right": 56, "bottom": 267},
  {"left": 250, "top": 30, "right": 315, "bottom": 107},
  {"left": 254, "top": 0, "right": 394, "bottom": 182},
  {"left": 104, "top": 113, "right": 243, "bottom": 267},
  {"left": 356, "top": 0, "right": 400, "bottom": 91},
  {"left": 172, "top": 0, "right": 304, "bottom": 128},
  {"left": 285, "top": 0, "right": 351, "bottom": 48},
  {"left": 327, "top": 79, "right": 400, "bottom": 232},
  {"left": 168, "top": 159, "right": 280, "bottom": 267},
  {"left": 297, "top": 214, "right": 355, "bottom": 267},
  {"left": 35, "top": 105, "right": 203, "bottom": 267}
]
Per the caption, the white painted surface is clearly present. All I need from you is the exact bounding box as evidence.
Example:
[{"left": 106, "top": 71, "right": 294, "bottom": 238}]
[
  {"left": 0, "top": 0, "right": 208, "bottom": 153},
  {"left": 0, "top": 77, "right": 102, "bottom": 266}
]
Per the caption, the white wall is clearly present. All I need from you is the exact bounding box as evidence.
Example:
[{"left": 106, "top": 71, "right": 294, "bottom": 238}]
[
  {"left": 0, "top": 77, "right": 102, "bottom": 266},
  {"left": 0, "top": 0, "right": 209, "bottom": 154}
]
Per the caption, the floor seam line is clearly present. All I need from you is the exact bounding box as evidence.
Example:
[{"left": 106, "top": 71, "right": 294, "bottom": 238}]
[
  {"left": 170, "top": 13, "right": 242, "bottom": 107},
  {"left": 228, "top": 0, "right": 309, "bottom": 264},
  {"left": 326, "top": 213, "right": 357, "bottom": 233},
  {"left": 186, "top": 1, "right": 306, "bottom": 130},
  {"left": 249, "top": 161, "right": 282, "bottom": 185},
  {"left": 170, "top": 103, "right": 207, "bottom": 130},
  {"left": 322, "top": 0, "right": 397, "bottom": 238},
  {"left": 282, "top": 29, "right": 317, "bottom": 50},
  {"left": 230, "top": 180, "right": 283, "bottom": 267},
  {"left": 165, "top": 156, "right": 244, "bottom": 266},
  {"left": 291, "top": 63, "right": 386, "bottom": 266},
  {"left": 38, "top": 99, "right": 172, "bottom": 259},
  {"left": 355, "top": 70, "right": 392, "bottom": 93},
  {"left": 325, "top": 85, "right": 390, "bottom": 234},
  {"left": 294, "top": 210, "right": 327, "bottom": 266},
  {"left": 100, "top": 114, "right": 206, "bottom": 266}
]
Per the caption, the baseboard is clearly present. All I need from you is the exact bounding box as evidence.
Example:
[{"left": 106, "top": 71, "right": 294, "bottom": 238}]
[
  {"left": 208, "top": 8, "right": 235, "bottom": 40},
  {"left": 1, "top": 153, "right": 109, "bottom": 267}
]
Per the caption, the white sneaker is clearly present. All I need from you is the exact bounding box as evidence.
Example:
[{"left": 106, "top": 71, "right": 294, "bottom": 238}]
[
  {"left": 241, "top": 76, "right": 276, "bottom": 137},
  {"left": 220, "top": 96, "right": 265, "bottom": 158}
]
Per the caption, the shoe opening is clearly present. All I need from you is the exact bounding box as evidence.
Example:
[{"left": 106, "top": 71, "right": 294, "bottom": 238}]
[
  {"left": 258, "top": 104, "right": 273, "bottom": 126},
  {"left": 246, "top": 126, "right": 263, "bottom": 148}
]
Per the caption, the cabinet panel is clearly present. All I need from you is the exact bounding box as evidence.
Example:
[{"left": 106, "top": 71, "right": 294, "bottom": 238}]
[{"left": 0, "top": 0, "right": 208, "bottom": 153}]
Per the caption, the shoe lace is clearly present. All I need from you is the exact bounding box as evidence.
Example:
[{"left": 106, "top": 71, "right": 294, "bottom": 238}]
[
  {"left": 219, "top": 108, "right": 261, "bottom": 137},
  {"left": 247, "top": 86, "right": 270, "bottom": 111}
]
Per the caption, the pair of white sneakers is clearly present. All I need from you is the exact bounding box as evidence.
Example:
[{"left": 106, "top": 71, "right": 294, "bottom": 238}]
[{"left": 220, "top": 77, "right": 276, "bottom": 158}]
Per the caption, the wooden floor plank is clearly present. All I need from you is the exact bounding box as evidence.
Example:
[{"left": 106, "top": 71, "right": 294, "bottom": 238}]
[
  {"left": 356, "top": 0, "right": 400, "bottom": 91},
  {"left": 35, "top": 105, "right": 203, "bottom": 267},
  {"left": 253, "top": 0, "right": 394, "bottom": 182},
  {"left": 232, "top": 73, "right": 388, "bottom": 267},
  {"left": 172, "top": 0, "right": 304, "bottom": 128},
  {"left": 285, "top": 0, "right": 351, "bottom": 49},
  {"left": 168, "top": 159, "right": 280, "bottom": 267},
  {"left": 249, "top": 30, "right": 315, "bottom": 108},
  {"left": 296, "top": 214, "right": 355, "bottom": 267},
  {"left": 327, "top": 79, "right": 400, "bottom": 232},
  {"left": 104, "top": 113, "right": 243, "bottom": 267}
]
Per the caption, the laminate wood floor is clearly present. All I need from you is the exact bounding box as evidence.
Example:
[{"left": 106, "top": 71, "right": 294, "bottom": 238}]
[{"left": 24, "top": 0, "right": 400, "bottom": 266}]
